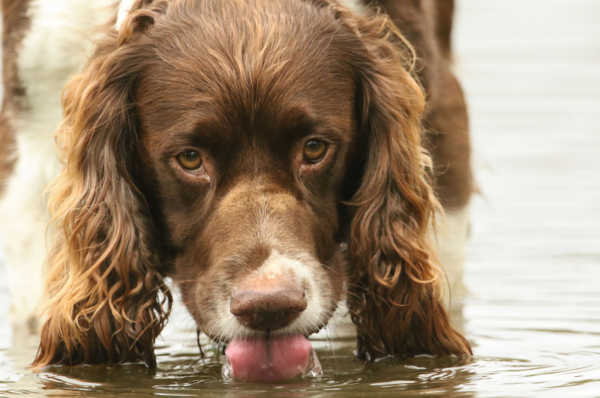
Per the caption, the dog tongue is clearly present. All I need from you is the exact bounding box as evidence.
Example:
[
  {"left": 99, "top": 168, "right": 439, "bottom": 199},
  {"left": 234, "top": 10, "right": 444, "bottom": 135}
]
[{"left": 224, "top": 335, "right": 314, "bottom": 382}]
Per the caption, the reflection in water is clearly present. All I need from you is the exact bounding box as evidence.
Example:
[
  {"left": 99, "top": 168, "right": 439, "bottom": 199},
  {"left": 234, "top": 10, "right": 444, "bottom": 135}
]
[
  {"left": 5, "top": 331, "right": 476, "bottom": 397},
  {"left": 1, "top": 298, "right": 478, "bottom": 397},
  {"left": 4, "top": 285, "right": 598, "bottom": 398}
]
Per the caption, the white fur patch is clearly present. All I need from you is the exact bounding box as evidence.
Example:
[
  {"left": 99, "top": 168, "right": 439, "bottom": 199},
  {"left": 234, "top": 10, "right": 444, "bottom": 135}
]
[
  {"left": 0, "top": 134, "right": 56, "bottom": 326},
  {"left": 338, "top": 0, "right": 366, "bottom": 15},
  {"left": 209, "top": 250, "right": 331, "bottom": 341},
  {"left": 116, "top": 0, "right": 137, "bottom": 31},
  {"left": 0, "top": 0, "right": 114, "bottom": 326},
  {"left": 435, "top": 205, "right": 470, "bottom": 311}
]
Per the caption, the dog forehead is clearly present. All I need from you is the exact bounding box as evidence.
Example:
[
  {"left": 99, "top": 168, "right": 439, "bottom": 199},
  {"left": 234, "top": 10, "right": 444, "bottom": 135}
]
[
  {"left": 136, "top": 0, "right": 356, "bottom": 159},
  {"left": 138, "top": 51, "right": 355, "bottom": 151},
  {"left": 143, "top": 0, "right": 354, "bottom": 101}
]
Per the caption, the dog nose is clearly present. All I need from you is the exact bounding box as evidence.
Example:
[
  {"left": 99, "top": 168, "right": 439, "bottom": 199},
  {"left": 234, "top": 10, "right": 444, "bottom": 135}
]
[{"left": 230, "top": 277, "right": 307, "bottom": 331}]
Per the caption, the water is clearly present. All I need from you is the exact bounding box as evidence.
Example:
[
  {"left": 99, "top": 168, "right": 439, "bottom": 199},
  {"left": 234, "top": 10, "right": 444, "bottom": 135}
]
[{"left": 1, "top": 0, "right": 600, "bottom": 396}]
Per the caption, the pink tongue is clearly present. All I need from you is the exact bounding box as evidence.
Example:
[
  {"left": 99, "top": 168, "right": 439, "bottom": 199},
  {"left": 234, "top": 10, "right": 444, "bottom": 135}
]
[{"left": 225, "top": 335, "right": 312, "bottom": 383}]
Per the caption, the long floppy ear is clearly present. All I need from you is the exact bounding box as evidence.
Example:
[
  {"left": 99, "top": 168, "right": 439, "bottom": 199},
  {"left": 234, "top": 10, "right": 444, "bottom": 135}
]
[
  {"left": 344, "top": 11, "right": 472, "bottom": 360},
  {"left": 33, "top": 5, "right": 172, "bottom": 368}
]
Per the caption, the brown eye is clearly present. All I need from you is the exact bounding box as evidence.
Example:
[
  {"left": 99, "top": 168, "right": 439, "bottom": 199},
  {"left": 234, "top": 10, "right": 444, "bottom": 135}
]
[
  {"left": 177, "top": 151, "right": 203, "bottom": 172},
  {"left": 303, "top": 140, "right": 327, "bottom": 163}
]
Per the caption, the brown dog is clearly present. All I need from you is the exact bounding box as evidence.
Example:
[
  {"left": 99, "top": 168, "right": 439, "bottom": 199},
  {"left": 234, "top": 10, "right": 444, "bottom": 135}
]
[{"left": 0, "top": 0, "right": 471, "bottom": 375}]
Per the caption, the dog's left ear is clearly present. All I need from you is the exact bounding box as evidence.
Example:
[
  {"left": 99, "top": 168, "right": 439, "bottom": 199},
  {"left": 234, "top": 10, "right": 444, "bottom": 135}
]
[{"left": 344, "top": 12, "right": 472, "bottom": 360}]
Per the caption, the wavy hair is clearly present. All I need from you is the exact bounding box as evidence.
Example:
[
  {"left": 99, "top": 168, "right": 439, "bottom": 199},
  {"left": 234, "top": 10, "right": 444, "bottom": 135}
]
[
  {"left": 33, "top": 0, "right": 172, "bottom": 368},
  {"left": 311, "top": 0, "right": 472, "bottom": 359},
  {"left": 33, "top": 0, "right": 470, "bottom": 368}
]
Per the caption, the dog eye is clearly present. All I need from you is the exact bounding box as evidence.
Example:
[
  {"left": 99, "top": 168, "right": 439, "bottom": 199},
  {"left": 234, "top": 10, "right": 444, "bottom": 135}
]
[
  {"left": 177, "top": 151, "right": 203, "bottom": 172},
  {"left": 303, "top": 140, "right": 328, "bottom": 163}
]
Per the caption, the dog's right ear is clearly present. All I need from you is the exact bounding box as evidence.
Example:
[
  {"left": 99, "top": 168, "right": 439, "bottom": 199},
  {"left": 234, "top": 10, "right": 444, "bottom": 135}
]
[{"left": 32, "top": 14, "right": 171, "bottom": 369}]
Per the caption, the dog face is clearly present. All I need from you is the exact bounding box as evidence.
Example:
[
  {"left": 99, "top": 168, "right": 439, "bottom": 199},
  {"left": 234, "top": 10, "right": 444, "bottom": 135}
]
[
  {"left": 134, "top": 7, "right": 359, "bottom": 340},
  {"left": 33, "top": 0, "right": 471, "bottom": 369}
]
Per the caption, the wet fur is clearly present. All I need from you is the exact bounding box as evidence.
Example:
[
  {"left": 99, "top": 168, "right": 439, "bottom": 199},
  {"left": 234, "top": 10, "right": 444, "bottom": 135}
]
[{"left": 0, "top": 0, "right": 472, "bottom": 367}]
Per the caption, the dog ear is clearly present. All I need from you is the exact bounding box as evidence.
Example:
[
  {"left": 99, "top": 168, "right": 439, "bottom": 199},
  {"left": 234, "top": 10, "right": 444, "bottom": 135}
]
[
  {"left": 345, "top": 13, "right": 472, "bottom": 360},
  {"left": 32, "top": 28, "right": 171, "bottom": 368}
]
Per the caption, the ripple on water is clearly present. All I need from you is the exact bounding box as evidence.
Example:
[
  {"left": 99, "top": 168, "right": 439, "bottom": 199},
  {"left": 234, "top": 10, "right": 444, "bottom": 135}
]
[{"left": 0, "top": 295, "right": 600, "bottom": 398}]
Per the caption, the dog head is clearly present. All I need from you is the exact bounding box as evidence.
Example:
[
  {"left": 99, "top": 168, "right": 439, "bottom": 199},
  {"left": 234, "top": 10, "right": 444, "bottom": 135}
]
[{"left": 34, "top": 0, "right": 470, "bottom": 368}]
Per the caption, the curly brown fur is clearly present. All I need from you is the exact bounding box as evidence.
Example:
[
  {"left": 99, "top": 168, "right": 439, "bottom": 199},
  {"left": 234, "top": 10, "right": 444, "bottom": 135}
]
[
  {"left": 341, "top": 3, "right": 471, "bottom": 359},
  {"left": 32, "top": 0, "right": 470, "bottom": 368},
  {"left": 370, "top": 0, "right": 472, "bottom": 210},
  {"left": 33, "top": 5, "right": 172, "bottom": 367}
]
